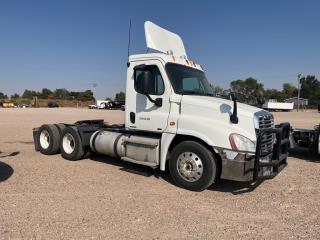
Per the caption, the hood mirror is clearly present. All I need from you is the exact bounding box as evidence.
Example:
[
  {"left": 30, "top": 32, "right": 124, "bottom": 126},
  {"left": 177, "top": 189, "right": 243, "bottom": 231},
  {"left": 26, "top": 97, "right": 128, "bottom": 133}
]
[
  {"left": 230, "top": 92, "right": 237, "bottom": 101},
  {"left": 230, "top": 92, "right": 239, "bottom": 124}
]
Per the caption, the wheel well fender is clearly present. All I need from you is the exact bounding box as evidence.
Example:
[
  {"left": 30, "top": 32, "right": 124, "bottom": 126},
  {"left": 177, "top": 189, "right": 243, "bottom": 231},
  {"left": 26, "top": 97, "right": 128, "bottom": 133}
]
[{"left": 163, "top": 134, "right": 222, "bottom": 178}]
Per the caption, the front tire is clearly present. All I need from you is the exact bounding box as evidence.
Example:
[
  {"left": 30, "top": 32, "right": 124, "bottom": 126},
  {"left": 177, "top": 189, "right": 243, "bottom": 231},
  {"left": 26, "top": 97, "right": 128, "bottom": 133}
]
[
  {"left": 60, "top": 126, "right": 84, "bottom": 161},
  {"left": 169, "top": 141, "right": 217, "bottom": 191}
]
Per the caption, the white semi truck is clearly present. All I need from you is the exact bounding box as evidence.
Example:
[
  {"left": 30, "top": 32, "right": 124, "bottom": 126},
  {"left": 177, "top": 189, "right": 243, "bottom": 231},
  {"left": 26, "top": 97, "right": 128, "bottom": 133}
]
[{"left": 33, "top": 21, "right": 290, "bottom": 191}]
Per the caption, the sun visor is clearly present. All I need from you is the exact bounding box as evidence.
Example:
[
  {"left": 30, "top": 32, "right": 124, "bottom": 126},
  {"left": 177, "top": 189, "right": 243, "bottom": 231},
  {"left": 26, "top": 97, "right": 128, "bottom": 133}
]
[{"left": 144, "top": 21, "right": 187, "bottom": 59}]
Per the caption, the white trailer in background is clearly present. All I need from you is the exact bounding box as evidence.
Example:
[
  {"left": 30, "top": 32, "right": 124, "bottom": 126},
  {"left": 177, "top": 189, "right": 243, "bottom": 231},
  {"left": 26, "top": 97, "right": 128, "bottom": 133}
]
[
  {"left": 262, "top": 99, "right": 294, "bottom": 111},
  {"left": 88, "top": 100, "right": 110, "bottom": 109},
  {"left": 33, "top": 21, "right": 291, "bottom": 191},
  {"left": 96, "top": 100, "right": 110, "bottom": 109}
]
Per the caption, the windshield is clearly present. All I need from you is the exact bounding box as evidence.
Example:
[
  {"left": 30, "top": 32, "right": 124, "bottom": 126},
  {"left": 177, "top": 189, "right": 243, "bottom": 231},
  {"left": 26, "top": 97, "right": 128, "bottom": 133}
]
[{"left": 165, "top": 63, "right": 213, "bottom": 96}]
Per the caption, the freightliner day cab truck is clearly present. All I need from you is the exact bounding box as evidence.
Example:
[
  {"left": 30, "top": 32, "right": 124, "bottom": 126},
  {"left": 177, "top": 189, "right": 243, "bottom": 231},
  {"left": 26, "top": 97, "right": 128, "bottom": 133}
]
[{"left": 33, "top": 21, "right": 291, "bottom": 191}]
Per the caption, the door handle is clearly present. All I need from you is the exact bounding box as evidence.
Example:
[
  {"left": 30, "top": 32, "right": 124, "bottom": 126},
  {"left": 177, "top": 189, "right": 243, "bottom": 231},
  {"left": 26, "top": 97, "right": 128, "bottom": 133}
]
[{"left": 130, "top": 112, "right": 135, "bottom": 124}]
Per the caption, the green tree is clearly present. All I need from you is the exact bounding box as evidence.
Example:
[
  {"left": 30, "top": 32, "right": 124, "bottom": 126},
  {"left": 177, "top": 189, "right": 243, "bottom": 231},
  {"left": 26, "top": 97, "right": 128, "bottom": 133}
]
[
  {"left": 105, "top": 97, "right": 113, "bottom": 101},
  {"left": 0, "top": 92, "right": 8, "bottom": 99},
  {"left": 40, "top": 88, "right": 53, "bottom": 99},
  {"left": 230, "top": 77, "right": 264, "bottom": 105},
  {"left": 11, "top": 93, "right": 20, "bottom": 99},
  {"left": 282, "top": 83, "right": 297, "bottom": 99},
  {"left": 211, "top": 85, "right": 224, "bottom": 96},
  {"left": 69, "top": 90, "right": 94, "bottom": 101},
  {"left": 53, "top": 88, "right": 70, "bottom": 99},
  {"left": 22, "top": 89, "right": 40, "bottom": 99},
  {"left": 300, "top": 75, "right": 320, "bottom": 106},
  {"left": 69, "top": 91, "right": 78, "bottom": 100},
  {"left": 264, "top": 89, "right": 285, "bottom": 101},
  {"left": 78, "top": 90, "right": 94, "bottom": 101},
  {"left": 115, "top": 91, "right": 125, "bottom": 101}
]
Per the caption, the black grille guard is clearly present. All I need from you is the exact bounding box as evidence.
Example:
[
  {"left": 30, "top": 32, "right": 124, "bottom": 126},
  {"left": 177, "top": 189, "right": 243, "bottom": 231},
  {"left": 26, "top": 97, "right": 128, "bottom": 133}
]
[{"left": 253, "top": 122, "right": 291, "bottom": 181}]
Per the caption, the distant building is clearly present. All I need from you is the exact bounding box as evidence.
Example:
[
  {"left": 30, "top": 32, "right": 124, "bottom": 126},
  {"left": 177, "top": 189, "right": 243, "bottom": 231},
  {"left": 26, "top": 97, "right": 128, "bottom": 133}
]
[{"left": 285, "top": 97, "right": 309, "bottom": 107}]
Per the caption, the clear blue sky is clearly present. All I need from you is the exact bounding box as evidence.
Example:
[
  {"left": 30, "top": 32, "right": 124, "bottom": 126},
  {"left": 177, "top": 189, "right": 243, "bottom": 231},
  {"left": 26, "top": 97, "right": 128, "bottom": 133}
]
[{"left": 0, "top": 0, "right": 319, "bottom": 99}]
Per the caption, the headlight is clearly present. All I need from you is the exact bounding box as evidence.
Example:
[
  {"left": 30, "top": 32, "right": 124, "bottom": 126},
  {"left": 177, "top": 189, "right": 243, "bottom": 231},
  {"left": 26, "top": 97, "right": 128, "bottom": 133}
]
[{"left": 229, "top": 133, "right": 256, "bottom": 153}]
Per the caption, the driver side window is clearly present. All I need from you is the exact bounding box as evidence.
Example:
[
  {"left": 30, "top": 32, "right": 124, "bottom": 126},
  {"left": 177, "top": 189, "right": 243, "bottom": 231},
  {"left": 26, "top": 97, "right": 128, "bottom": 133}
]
[{"left": 134, "top": 65, "right": 165, "bottom": 95}]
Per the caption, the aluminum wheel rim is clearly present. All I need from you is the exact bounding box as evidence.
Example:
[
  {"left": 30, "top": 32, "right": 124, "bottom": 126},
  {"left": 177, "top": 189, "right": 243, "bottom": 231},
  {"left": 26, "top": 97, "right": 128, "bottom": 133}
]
[
  {"left": 177, "top": 152, "right": 203, "bottom": 182},
  {"left": 62, "top": 133, "right": 75, "bottom": 154},
  {"left": 39, "top": 130, "right": 50, "bottom": 149}
]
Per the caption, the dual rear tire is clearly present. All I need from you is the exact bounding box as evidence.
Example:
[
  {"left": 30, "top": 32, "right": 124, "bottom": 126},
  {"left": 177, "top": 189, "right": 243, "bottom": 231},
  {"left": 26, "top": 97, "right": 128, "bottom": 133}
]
[
  {"left": 38, "top": 124, "right": 65, "bottom": 155},
  {"left": 59, "top": 126, "right": 85, "bottom": 160},
  {"left": 37, "top": 124, "right": 85, "bottom": 161}
]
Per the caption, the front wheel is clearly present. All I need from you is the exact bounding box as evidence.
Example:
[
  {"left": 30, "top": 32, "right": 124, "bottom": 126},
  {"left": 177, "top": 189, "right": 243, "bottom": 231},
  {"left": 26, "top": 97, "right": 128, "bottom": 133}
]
[{"left": 169, "top": 141, "right": 217, "bottom": 191}]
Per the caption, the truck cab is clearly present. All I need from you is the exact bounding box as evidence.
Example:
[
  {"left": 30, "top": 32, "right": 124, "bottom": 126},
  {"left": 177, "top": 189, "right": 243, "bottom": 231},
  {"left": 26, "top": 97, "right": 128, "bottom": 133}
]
[{"left": 33, "top": 21, "right": 291, "bottom": 191}]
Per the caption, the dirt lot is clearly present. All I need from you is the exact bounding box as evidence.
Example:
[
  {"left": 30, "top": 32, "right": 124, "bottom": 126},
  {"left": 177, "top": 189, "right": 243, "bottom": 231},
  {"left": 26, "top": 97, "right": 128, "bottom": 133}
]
[{"left": 0, "top": 108, "right": 319, "bottom": 239}]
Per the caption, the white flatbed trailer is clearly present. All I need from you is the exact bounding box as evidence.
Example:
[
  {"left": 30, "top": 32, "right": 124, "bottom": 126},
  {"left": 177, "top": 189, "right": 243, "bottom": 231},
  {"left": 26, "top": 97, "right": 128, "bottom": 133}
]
[{"left": 262, "top": 100, "right": 294, "bottom": 111}]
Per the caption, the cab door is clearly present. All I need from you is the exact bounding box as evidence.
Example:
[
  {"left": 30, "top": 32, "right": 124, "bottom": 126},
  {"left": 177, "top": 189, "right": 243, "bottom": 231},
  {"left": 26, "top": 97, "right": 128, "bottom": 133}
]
[{"left": 126, "top": 60, "right": 171, "bottom": 132}]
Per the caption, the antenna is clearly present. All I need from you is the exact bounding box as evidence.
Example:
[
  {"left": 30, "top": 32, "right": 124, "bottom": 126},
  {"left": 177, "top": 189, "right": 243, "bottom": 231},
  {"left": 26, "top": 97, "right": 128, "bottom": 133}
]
[{"left": 127, "top": 19, "right": 132, "bottom": 66}]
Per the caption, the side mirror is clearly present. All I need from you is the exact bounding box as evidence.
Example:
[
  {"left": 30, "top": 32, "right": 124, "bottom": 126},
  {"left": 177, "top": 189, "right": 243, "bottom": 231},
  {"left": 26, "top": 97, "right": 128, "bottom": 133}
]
[
  {"left": 136, "top": 71, "right": 163, "bottom": 107},
  {"left": 138, "top": 71, "right": 153, "bottom": 95},
  {"left": 154, "top": 98, "right": 162, "bottom": 107}
]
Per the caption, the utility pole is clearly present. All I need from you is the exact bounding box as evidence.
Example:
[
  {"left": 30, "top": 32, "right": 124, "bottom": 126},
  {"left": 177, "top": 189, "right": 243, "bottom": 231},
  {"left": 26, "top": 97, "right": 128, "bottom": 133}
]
[
  {"left": 92, "top": 83, "right": 98, "bottom": 104},
  {"left": 297, "top": 74, "right": 301, "bottom": 112}
]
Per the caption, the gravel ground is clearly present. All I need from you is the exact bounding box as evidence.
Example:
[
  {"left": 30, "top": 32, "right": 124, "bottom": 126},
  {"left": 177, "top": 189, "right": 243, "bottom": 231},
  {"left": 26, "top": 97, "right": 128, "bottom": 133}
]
[{"left": 0, "top": 108, "right": 319, "bottom": 239}]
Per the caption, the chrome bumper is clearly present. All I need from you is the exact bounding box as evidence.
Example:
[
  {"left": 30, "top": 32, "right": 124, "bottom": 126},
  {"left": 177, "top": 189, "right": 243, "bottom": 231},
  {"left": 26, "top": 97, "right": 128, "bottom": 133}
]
[{"left": 219, "top": 122, "right": 291, "bottom": 182}]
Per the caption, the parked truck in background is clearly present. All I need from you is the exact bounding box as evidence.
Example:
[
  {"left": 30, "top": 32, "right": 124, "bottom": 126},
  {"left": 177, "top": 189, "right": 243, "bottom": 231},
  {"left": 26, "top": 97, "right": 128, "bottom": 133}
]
[
  {"left": 33, "top": 21, "right": 290, "bottom": 191},
  {"left": 290, "top": 124, "right": 320, "bottom": 157},
  {"left": 88, "top": 100, "right": 110, "bottom": 109}
]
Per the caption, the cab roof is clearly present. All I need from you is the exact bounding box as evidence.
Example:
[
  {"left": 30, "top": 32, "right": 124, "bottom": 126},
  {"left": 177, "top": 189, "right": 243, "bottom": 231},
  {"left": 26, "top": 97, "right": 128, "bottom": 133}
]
[{"left": 129, "top": 53, "right": 203, "bottom": 71}]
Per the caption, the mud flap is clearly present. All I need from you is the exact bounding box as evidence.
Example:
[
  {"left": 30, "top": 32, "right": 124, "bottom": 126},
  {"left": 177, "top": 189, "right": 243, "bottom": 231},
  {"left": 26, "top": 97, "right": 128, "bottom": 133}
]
[{"left": 33, "top": 128, "right": 40, "bottom": 152}]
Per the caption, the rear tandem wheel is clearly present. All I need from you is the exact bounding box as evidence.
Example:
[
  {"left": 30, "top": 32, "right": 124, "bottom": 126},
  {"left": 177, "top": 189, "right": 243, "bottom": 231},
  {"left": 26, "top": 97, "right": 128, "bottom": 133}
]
[{"left": 60, "top": 126, "right": 85, "bottom": 161}]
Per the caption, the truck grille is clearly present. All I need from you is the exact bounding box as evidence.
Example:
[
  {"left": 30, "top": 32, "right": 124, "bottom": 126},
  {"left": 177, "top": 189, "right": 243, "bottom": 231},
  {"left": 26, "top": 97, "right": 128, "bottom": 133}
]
[{"left": 255, "top": 111, "right": 275, "bottom": 155}]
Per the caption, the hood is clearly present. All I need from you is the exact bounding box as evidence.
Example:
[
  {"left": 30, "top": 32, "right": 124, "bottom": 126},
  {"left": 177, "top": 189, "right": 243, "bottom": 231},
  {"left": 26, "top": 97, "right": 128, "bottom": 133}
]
[
  {"left": 178, "top": 95, "right": 264, "bottom": 148},
  {"left": 181, "top": 95, "right": 262, "bottom": 118},
  {"left": 177, "top": 95, "right": 261, "bottom": 149}
]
